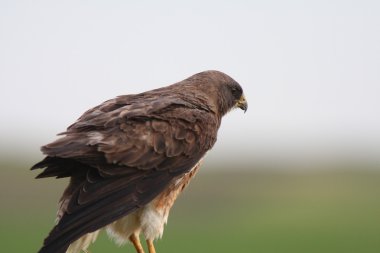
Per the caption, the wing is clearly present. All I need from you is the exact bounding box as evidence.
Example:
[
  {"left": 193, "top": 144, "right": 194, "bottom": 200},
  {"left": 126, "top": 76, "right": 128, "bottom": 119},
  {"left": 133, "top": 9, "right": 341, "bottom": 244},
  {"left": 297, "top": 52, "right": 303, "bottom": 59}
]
[{"left": 32, "top": 95, "right": 219, "bottom": 253}]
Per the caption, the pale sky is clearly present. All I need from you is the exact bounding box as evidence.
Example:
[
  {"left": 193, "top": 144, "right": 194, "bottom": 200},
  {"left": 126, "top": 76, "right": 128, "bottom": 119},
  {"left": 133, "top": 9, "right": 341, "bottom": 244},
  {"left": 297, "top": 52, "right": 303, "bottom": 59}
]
[{"left": 1, "top": 1, "right": 379, "bottom": 165}]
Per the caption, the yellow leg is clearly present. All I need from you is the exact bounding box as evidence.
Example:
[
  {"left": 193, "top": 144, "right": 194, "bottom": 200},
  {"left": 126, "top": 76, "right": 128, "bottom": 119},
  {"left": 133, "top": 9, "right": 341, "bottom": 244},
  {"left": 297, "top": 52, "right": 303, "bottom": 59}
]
[
  {"left": 146, "top": 239, "right": 156, "bottom": 253},
  {"left": 129, "top": 234, "right": 145, "bottom": 253}
]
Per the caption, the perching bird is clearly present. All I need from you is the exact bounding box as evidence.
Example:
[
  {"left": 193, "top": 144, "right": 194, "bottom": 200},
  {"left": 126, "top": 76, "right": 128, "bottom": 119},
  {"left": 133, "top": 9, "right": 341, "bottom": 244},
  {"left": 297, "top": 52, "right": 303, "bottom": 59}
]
[{"left": 31, "top": 70, "right": 247, "bottom": 253}]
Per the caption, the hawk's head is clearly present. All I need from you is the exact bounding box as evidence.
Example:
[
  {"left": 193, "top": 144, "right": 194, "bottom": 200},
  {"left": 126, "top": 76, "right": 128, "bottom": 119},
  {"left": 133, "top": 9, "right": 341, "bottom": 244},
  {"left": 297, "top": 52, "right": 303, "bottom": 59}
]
[{"left": 184, "top": 70, "right": 248, "bottom": 116}]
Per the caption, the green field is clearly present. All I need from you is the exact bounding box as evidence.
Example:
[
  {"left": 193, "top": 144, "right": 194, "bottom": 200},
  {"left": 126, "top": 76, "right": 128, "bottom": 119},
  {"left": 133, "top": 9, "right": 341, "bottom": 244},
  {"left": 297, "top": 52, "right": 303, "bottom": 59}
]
[{"left": 1, "top": 163, "right": 380, "bottom": 253}]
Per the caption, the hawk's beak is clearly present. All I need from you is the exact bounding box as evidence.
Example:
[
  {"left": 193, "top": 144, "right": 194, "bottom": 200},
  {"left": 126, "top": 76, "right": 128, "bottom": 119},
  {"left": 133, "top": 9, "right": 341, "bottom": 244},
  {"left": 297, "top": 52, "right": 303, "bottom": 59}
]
[{"left": 236, "top": 94, "right": 248, "bottom": 113}]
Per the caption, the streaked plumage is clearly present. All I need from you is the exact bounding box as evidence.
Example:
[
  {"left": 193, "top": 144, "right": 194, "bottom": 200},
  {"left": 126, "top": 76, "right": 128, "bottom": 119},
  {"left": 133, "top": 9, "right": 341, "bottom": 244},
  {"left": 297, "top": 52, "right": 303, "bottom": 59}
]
[{"left": 32, "top": 70, "right": 247, "bottom": 253}]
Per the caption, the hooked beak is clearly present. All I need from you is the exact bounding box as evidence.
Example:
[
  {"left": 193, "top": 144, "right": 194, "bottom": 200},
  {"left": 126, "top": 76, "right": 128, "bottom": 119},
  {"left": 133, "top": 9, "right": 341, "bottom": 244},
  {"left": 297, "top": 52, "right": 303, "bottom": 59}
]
[{"left": 236, "top": 94, "right": 248, "bottom": 113}]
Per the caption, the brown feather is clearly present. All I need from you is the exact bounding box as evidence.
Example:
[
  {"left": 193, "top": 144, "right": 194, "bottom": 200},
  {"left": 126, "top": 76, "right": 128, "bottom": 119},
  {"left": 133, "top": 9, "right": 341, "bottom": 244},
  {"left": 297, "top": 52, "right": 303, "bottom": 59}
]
[{"left": 32, "top": 70, "right": 246, "bottom": 253}]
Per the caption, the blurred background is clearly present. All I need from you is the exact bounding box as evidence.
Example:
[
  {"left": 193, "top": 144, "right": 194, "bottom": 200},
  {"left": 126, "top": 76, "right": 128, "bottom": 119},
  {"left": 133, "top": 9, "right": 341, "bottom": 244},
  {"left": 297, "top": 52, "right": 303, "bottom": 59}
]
[{"left": 1, "top": 1, "right": 379, "bottom": 252}]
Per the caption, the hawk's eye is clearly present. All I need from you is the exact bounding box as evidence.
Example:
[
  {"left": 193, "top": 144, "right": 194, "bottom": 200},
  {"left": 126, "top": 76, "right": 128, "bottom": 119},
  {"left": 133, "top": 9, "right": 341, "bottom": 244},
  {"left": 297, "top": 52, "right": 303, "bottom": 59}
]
[{"left": 230, "top": 86, "right": 242, "bottom": 99}]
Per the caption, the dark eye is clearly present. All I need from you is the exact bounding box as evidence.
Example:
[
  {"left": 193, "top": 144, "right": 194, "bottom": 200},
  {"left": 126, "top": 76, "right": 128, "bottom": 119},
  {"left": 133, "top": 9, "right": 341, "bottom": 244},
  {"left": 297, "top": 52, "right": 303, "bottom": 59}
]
[{"left": 230, "top": 86, "right": 242, "bottom": 99}]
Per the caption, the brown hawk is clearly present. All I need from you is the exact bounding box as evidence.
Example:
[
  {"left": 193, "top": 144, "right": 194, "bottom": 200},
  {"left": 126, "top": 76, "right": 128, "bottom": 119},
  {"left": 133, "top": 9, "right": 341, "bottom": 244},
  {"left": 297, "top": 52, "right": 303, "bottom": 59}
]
[{"left": 32, "top": 70, "right": 247, "bottom": 253}]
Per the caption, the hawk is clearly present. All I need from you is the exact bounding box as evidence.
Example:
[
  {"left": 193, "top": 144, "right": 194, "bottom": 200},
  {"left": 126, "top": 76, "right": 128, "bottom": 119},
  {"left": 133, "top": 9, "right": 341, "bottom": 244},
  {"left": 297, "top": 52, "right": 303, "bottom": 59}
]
[{"left": 32, "top": 70, "right": 247, "bottom": 253}]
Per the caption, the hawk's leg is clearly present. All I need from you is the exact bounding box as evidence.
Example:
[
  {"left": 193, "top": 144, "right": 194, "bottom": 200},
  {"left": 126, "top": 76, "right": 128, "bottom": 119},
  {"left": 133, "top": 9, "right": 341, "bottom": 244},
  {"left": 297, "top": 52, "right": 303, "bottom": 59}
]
[
  {"left": 129, "top": 234, "right": 145, "bottom": 253},
  {"left": 146, "top": 239, "right": 156, "bottom": 253}
]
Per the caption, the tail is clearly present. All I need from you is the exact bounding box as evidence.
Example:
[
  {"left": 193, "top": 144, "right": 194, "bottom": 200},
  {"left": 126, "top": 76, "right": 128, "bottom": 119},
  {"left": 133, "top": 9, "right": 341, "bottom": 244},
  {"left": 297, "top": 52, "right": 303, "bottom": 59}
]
[
  {"left": 31, "top": 156, "right": 80, "bottom": 179},
  {"left": 37, "top": 230, "right": 100, "bottom": 253},
  {"left": 38, "top": 240, "right": 71, "bottom": 253},
  {"left": 32, "top": 157, "right": 90, "bottom": 253}
]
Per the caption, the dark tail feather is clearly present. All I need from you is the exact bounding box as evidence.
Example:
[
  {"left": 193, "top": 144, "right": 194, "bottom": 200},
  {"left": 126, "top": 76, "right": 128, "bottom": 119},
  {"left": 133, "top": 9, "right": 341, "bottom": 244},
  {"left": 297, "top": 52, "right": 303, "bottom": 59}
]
[
  {"left": 37, "top": 221, "right": 87, "bottom": 253},
  {"left": 31, "top": 157, "right": 81, "bottom": 179},
  {"left": 38, "top": 239, "right": 70, "bottom": 253}
]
